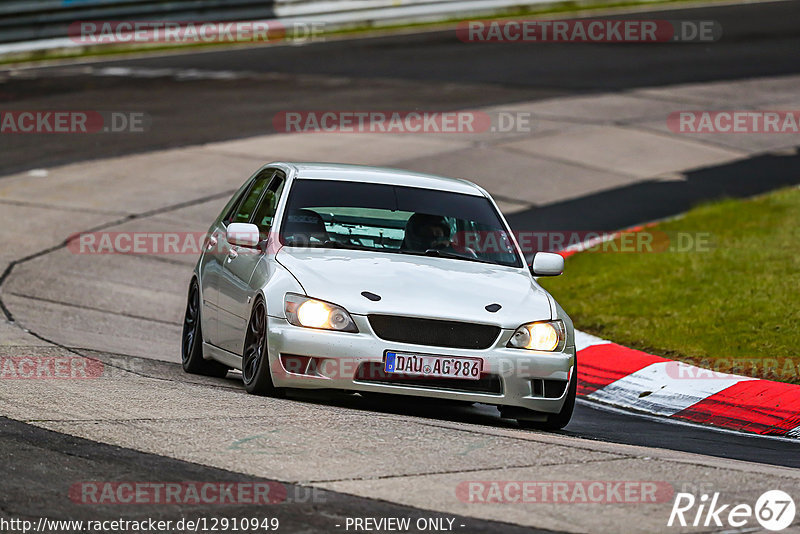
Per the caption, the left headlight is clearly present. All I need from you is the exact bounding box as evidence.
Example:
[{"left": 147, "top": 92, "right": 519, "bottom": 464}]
[
  {"left": 508, "top": 320, "right": 566, "bottom": 352},
  {"left": 284, "top": 293, "right": 358, "bottom": 333}
]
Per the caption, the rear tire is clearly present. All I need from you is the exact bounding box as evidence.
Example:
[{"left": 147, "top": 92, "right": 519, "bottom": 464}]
[
  {"left": 517, "top": 364, "right": 577, "bottom": 431},
  {"left": 182, "top": 280, "right": 229, "bottom": 378},
  {"left": 242, "top": 299, "right": 283, "bottom": 397}
]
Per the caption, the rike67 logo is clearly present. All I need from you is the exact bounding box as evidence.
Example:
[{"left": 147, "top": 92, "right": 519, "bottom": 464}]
[{"left": 668, "top": 490, "right": 796, "bottom": 531}]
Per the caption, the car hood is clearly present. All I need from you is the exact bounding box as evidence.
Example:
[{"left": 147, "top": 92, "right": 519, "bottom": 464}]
[{"left": 275, "top": 248, "right": 552, "bottom": 328}]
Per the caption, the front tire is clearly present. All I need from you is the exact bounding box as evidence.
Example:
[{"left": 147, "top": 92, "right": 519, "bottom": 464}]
[
  {"left": 242, "top": 299, "right": 282, "bottom": 396},
  {"left": 182, "top": 280, "right": 229, "bottom": 378},
  {"left": 517, "top": 364, "right": 577, "bottom": 431}
]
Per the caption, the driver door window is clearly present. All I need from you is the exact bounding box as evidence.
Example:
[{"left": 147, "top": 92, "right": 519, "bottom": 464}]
[
  {"left": 226, "top": 171, "right": 274, "bottom": 226},
  {"left": 251, "top": 175, "right": 286, "bottom": 233}
]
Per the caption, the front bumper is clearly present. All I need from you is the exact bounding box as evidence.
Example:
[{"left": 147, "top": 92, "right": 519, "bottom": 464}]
[{"left": 267, "top": 315, "right": 575, "bottom": 414}]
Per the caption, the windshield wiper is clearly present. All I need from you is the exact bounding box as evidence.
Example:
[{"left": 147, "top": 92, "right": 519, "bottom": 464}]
[
  {"left": 290, "top": 241, "right": 503, "bottom": 266},
  {"left": 397, "top": 248, "right": 496, "bottom": 266},
  {"left": 283, "top": 239, "right": 361, "bottom": 250},
  {"left": 321, "top": 240, "right": 373, "bottom": 251}
]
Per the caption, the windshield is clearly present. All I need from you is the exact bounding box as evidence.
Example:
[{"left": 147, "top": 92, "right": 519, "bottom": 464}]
[{"left": 279, "top": 179, "right": 522, "bottom": 268}]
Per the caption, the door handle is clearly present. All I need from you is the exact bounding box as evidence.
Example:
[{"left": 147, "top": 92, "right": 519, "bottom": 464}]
[
  {"left": 227, "top": 248, "right": 238, "bottom": 262},
  {"left": 206, "top": 236, "right": 218, "bottom": 250}
]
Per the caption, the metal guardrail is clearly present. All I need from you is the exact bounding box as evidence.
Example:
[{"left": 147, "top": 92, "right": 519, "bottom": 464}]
[
  {"left": 0, "top": 1, "right": 279, "bottom": 43},
  {"left": 0, "top": 0, "right": 549, "bottom": 50}
]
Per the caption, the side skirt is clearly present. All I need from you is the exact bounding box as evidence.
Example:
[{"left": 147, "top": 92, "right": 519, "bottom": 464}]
[{"left": 203, "top": 342, "right": 242, "bottom": 370}]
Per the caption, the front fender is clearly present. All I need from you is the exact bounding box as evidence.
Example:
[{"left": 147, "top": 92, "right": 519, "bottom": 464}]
[{"left": 253, "top": 258, "right": 305, "bottom": 319}]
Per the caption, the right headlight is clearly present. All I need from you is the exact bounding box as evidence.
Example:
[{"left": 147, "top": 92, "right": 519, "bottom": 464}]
[
  {"left": 508, "top": 320, "right": 566, "bottom": 352},
  {"left": 284, "top": 293, "right": 358, "bottom": 333}
]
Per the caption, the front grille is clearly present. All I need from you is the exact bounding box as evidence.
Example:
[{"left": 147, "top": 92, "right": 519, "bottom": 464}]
[
  {"left": 368, "top": 314, "right": 500, "bottom": 350},
  {"left": 355, "top": 362, "right": 503, "bottom": 395}
]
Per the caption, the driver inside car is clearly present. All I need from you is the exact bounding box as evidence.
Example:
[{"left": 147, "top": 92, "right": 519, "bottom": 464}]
[{"left": 402, "top": 213, "right": 453, "bottom": 252}]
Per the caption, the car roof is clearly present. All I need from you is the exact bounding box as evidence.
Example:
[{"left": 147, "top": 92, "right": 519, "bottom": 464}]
[{"left": 281, "top": 162, "right": 485, "bottom": 197}]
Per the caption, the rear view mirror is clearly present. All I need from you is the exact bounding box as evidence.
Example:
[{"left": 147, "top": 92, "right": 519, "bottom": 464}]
[
  {"left": 227, "top": 223, "right": 260, "bottom": 248},
  {"left": 530, "top": 252, "right": 564, "bottom": 276}
]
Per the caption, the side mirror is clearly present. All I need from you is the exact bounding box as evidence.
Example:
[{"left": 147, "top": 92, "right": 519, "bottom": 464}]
[
  {"left": 227, "top": 223, "right": 261, "bottom": 248},
  {"left": 530, "top": 252, "right": 564, "bottom": 276}
]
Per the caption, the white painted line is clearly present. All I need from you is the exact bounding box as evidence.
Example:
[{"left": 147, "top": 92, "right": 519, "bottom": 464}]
[
  {"left": 92, "top": 66, "right": 243, "bottom": 80},
  {"left": 574, "top": 329, "right": 610, "bottom": 351},
  {"left": 587, "top": 361, "right": 754, "bottom": 416}
]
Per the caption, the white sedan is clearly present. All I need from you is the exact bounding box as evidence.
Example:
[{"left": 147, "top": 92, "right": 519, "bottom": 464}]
[{"left": 182, "top": 162, "right": 576, "bottom": 430}]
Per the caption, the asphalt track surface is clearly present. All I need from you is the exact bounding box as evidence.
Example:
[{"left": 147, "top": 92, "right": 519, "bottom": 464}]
[
  {"left": 2, "top": 0, "right": 800, "bottom": 175},
  {"left": 1, "top": 416, "right": 552, "bottom": 534},
  {"left": 2, "top": 0, "right": 800, "bottom": 530}
]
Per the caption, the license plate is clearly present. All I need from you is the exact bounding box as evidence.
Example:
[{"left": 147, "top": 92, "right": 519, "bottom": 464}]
[{"left": 384, "top": 351, "right": 482, "bottom": 380}]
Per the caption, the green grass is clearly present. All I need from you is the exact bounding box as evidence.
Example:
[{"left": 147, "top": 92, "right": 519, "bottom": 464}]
[{"left": 541, "top": 187, "right": 800, "bottom": 383}]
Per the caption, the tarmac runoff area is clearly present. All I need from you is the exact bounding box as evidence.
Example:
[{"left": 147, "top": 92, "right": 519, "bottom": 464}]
[{"left": 1, "top": 73, "right": 800, "bottom": 533}]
